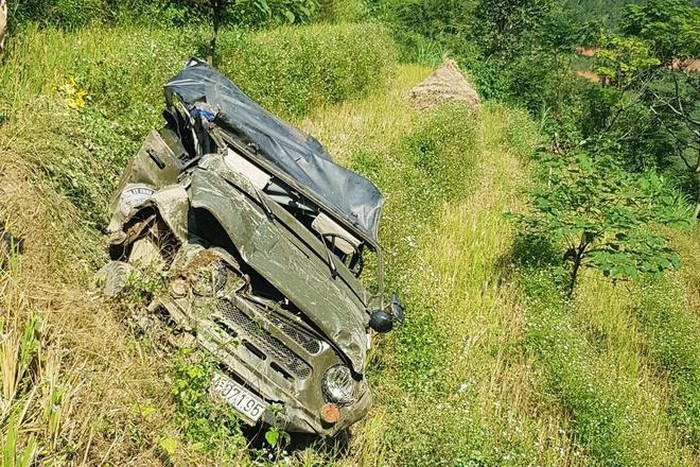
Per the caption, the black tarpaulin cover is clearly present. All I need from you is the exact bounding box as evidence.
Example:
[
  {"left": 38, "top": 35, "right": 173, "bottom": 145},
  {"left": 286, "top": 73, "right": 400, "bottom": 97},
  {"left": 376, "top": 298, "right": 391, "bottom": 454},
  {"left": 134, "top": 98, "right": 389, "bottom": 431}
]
[{"left": 164, "top": 59, "right": 384, "bottom": 245}]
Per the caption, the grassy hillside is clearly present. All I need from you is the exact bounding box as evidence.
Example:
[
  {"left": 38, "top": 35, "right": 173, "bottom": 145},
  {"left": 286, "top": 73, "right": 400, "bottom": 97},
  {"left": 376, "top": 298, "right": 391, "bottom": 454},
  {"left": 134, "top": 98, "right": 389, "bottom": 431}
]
[{"left": 2, "top": 18, "right": 700, "bottom": 467}]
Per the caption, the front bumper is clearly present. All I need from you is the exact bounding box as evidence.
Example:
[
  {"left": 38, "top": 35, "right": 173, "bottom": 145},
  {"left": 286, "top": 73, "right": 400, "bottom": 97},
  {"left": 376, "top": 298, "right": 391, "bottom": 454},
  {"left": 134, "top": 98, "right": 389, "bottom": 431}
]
[{"left": 160, "top": 291, "right": 371, "bottom": 436}]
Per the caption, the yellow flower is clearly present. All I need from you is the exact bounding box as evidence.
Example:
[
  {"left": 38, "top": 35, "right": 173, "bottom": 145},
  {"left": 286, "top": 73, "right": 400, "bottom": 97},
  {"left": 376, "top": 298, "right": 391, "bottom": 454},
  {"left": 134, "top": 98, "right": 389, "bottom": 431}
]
[{"left": 60, "top": 77, "right": 88, "bottom": 109}]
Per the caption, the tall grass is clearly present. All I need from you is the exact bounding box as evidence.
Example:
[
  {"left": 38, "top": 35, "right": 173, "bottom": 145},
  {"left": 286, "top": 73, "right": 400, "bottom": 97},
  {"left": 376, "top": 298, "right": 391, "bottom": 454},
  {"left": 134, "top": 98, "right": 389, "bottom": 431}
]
[
  {"left": 0, "top": 249, "right": 77, "bottom": 466},
  {"left": 1, "top": 22, "right": 396, "bottom": 121},
  {"left": 520, "top": 272, "right": 693, "bottom": 466},
  {"left": 217, "top": 23, "right": 397, "bottom": 118},
  {"left": 631, "top": 276, "right": 700, "bottom": 446}
]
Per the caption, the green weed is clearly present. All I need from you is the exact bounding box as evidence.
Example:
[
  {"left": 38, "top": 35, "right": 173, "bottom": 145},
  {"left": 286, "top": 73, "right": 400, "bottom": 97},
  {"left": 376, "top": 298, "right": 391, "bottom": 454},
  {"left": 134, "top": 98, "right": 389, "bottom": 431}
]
[
  {"left": 169, "top": 348, "right": 247, "bottom": 462},
  {"left": 632, "top": 277, "right": 700, "bottom": 446}
]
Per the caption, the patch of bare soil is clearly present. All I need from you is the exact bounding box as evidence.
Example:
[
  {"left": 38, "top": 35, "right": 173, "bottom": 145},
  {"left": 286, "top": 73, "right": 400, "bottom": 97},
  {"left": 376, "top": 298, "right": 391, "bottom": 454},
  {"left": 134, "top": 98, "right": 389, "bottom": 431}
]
[
  {"left": 408, "top": 59, "right": 481, "bottom": 111},
  {"left": 576, "top": 70, "right": 602, "bottom": 84},
  {"left": 575, "top": 46, "right": 599, "bottom": 57},
  {"left": 672, "top": 58, "right": 700, "bottom": 72},
  {"left": 575, "top": 47, "right": 700, "bottom": 74}
]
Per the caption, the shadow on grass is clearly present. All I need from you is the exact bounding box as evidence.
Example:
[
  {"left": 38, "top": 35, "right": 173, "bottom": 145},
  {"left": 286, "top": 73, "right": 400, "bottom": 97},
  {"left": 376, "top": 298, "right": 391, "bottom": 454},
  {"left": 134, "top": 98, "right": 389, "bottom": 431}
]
[
  {"left": 496, "top": 232, "right": 562, "bottom": 280},
  {"left": 242, "top": 424, "right": 350, "bottom": 461}
]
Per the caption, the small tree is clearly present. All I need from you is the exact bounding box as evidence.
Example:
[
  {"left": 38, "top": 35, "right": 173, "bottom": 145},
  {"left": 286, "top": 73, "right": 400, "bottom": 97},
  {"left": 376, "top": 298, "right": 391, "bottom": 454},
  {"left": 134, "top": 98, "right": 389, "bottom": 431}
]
[
  {"left": 473, "top": 0, "right": 554, "bottom": 59},
  {"left": 516, "top": 150, "right": 689, "bottom": 296}
]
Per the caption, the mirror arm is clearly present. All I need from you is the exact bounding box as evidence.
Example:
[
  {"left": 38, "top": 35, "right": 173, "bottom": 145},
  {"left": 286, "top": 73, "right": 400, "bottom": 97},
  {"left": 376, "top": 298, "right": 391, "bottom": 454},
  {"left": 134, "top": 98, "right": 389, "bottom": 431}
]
[{"left": 377, "top": 248, "right": 385, "bottom": 308}]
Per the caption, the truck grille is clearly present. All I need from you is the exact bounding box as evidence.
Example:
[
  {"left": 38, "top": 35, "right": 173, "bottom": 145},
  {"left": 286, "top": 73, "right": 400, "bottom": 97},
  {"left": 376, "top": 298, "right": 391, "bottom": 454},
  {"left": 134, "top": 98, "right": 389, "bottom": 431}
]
[
  {"left": 267, "top": 314, "right": 322, "bottom": 355},
  {"left": 216, "top": 299, "right": 312, "bottom": 379}
]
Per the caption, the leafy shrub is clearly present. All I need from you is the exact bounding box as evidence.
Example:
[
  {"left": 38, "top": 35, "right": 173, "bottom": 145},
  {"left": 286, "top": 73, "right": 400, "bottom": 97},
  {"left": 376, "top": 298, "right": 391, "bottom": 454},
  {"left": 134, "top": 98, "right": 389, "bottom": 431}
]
[
  {"left": 377, "top": 0, "right": 473, "bottom": 65},
  {"left": 514, "top": 150, "right": 690, "bottom": 295},
  {"left": 472, "top": 0, "right": 556, "bottom": 60},
  {"left": 228, "top": 0, "right": 319, "bottom": 28},
  {"left": 170, "top": 349, "right": 247, "bottom": 460}
]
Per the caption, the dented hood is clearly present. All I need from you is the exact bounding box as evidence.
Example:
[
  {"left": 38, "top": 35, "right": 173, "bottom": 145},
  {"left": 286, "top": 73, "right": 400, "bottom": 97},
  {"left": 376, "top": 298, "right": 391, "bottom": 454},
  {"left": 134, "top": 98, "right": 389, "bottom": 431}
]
[
  {"left": 164, "top": 59, "right": 384, "bottom": 247},
  {"left": 190, "top": 155, "right": 369, "bottom": 372}
]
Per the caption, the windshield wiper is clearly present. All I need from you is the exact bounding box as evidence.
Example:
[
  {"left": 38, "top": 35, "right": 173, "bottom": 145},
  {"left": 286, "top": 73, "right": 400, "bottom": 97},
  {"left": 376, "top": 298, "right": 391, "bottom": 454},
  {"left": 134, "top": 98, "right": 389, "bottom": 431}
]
[
  {"left": 255, "top": 186, "right": 275, "bottom": 220},
  {"left": 319, "top": 234, "right": 338, "bottom": 279}
]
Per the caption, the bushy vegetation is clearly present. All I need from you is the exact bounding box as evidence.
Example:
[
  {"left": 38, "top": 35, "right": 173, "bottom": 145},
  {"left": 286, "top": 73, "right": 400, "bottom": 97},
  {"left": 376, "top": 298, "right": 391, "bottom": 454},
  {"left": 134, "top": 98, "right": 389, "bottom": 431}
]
[
  {"left": 378, "top": 0, "right": 698, "bottom": 277},
  {"left": 217, "top": 23, "right": 397, "bottom": 118},
  {"left": 10, "top": 0, "right": 320, "bottom": 30},
  {"left": 0, "top": 22, "right": 395, "bottom": 231}
]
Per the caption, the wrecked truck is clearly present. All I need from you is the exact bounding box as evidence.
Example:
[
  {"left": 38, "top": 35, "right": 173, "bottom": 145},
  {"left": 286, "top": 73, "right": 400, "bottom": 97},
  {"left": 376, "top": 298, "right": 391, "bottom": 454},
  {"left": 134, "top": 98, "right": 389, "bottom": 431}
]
[{"left": 100, "top": 59, "right": 403, "bottom": 436}]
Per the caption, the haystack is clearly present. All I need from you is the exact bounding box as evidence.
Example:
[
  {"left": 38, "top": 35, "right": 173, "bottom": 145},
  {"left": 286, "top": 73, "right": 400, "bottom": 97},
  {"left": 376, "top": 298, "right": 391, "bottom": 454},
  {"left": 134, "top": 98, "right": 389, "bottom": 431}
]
[
  {"left": 0, "top": 0, "right": 7, "bottom": 52},
  {"left": 408, "top": 59, "right": 481, "bottom": 111}
]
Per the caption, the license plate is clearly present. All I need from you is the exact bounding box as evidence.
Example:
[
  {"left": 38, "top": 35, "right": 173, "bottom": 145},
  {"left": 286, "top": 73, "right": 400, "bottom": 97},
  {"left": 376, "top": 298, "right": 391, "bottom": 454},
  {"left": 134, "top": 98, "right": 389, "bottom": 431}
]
[{"left": 211, "top": 372, "right": 267, "bottom": 423}]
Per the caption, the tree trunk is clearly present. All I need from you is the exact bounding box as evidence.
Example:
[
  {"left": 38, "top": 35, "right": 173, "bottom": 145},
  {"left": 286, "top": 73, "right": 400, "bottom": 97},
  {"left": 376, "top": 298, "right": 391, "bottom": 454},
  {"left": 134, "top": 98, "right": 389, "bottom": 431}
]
[
  {"left": 567, "top": 234, "right": 588, "bottom": 298},
  {"left": 567, "top": 251, "right": 582, "bottom": 298},
  {"left": 208, "top": 0, "right": 221, "bottom": 66}
]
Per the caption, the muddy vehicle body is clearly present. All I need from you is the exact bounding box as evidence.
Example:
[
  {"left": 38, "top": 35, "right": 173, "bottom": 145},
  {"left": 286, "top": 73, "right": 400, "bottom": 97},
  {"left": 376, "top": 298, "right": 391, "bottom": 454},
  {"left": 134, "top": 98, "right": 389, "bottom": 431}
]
[{"left": 102, "top": 59, "right": 402, "bottom": 436}]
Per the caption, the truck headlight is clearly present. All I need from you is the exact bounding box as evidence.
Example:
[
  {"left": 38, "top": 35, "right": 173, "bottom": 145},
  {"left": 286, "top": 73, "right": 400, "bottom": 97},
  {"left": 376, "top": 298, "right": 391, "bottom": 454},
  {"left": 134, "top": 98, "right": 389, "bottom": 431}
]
[{"left": 322, "top": 365, "right": 357, "bottom": 405}]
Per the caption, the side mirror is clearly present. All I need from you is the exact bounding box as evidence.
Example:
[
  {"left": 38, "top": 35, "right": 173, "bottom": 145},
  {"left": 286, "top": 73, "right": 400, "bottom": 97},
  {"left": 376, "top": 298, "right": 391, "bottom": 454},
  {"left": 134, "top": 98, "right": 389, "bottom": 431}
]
[
  {"left": 369, "top": 310, "right": 393, "bottom": 333},
  {"left": 368, "top": 293, "right": 405, "bottom": 333},
  {"left": 391, "top": 293, "right": 404, "bottom": 325}
]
